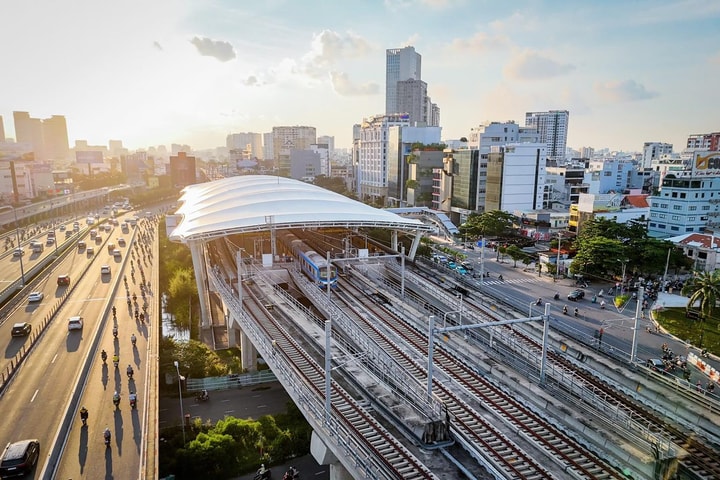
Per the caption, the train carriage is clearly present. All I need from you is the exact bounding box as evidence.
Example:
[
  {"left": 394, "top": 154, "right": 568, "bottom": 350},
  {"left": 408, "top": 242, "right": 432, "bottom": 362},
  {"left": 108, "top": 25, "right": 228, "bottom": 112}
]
[{"left": 280, "top": 231, "right": 338, "bottom": 288}]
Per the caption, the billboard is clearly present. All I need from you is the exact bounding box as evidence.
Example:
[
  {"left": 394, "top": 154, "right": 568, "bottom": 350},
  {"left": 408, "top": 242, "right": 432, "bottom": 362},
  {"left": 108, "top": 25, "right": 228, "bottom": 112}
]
[
  {"left": 692, "top": 151, "right": 720, "bottom": 176},
  {"left": 75, "top": 150, "right": 104, "bottom": 164}
]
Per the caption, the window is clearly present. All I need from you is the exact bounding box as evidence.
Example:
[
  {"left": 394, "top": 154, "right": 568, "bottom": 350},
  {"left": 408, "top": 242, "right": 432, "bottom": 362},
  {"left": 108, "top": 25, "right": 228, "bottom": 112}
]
[
  {"left": 680, "top": 193, "right": 686, "bottom": 198},
  {"left": 672, "top": 215, "right": 679, "bottom": 220},
  {"left": 673, "top": 205, "right": 682, "bottom": 210},
  {"left": 689, "top": 206, "right": 697, "bottom": 211},
  {"left": 649, "top": 222, "right": 657, "bottom": 227},
  {"left": 672, "top": 192, "right": 677, "bottom": 198},
  {"left": 702, "top": 205, "right": 710, "bottom": 210},
  {"left": 671, "top": 226, "right": 679, "bottom": 231},
  {"left": 660, "top": 203, "right": 668, "bottom": 208},
  {"left": 689, "top": 216, "right": 695, "bottom": 221},
  {"left": 659, "top": 214, "right": 666, "bottom": 219},
  {"left": 652, "top": 202, "right": 658, "bottom": 208},
  {"left": 686, "top": 227, "right": 694, "bottom": 232},
  {"left": 658, "top": 224, "right": 666, "bottom": 229}
]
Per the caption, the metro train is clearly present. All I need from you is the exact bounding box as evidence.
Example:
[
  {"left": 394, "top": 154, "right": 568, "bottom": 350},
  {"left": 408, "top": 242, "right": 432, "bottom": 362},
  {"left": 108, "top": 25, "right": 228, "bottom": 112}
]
[{"left": 280, "top": 231, "right": 338, "bottom": 288}]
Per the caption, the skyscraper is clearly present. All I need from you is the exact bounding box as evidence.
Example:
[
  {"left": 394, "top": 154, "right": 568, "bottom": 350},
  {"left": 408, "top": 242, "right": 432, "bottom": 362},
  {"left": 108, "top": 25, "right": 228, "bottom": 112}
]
[
  {"left": 227, "top": 132, "right": 263, "bottom": 159},
  {"left": 12, "top": 111, "right": 70, "bottom": 162},
  {"left": 525, "top": 110, "right": 569, "bottom": 162},
  {"left": 385, "top": 46, "right": 421, "bottom": 115}
]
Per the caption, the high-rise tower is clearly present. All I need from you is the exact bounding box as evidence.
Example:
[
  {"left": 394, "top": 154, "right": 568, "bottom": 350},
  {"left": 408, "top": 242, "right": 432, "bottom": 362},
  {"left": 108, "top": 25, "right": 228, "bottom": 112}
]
[
  {"left": 385, "top": 46, "right": 421, "bottom": 116},
  {"left": 525, "top": 110, "right": 569, "bottom": 162}
]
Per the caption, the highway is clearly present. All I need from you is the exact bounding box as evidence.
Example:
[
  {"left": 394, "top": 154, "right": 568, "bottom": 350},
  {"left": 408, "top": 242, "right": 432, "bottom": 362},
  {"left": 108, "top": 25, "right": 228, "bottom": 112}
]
[{"left": 0, "top": 208, "right": 157, "bottom": 479}]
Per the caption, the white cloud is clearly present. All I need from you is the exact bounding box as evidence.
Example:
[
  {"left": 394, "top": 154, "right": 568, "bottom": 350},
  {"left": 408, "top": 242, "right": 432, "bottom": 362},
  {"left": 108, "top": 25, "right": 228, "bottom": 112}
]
[
  {"left": 594, "top": 80, "right": 659, "bottom": 102},
  {"left": 447, "top": 32, "right": 509, "bottom": 53},
  {"left": 401, "top": 34, "right": 421, "bottom": 48},
  {"left": 504, "top": 50, "right": 575, "bottom": 80},
  {"left": 384, "top": 0, "right": 463, "bottom": 10},
  {"left": 190, "top": 36, "right": 236, "bottom": 62},
  {"left": 301, "top": 30, "right": 373, "bottom": 78},
  {"left": 330, "top": 72, "right": 380, "bottom": 96}
]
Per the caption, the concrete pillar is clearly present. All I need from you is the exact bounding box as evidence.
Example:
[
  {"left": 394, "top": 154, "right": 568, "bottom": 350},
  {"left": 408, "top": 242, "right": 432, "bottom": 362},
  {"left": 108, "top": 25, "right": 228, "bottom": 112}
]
[
  {"left": 189, "top": 241, "right": 212, "bottom": 328},
  {"left": 311, "top": 432, "right": 352, "bottom": 480},
  {"left": 240, "top": 331, "right": 257, "bottom": 372}
]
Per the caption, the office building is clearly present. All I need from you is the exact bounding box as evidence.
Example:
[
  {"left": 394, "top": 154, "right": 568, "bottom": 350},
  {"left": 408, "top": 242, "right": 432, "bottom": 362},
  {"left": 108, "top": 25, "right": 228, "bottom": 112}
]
[
  {"left": 357, "top": 113, "right": 410, "bottom": 202},
  {"left": 386, "top": 125, "right": 442, "bottom": 206},
  {"left": 525, "top": 110, "right": 569, "bottom": 162},
  {"left": 642, "top": 142, "right": 673, "bottom": 170},
  {"left": 12, "top": 111, "right": 70, "bottom": 162},
  {"left": 227, "top": 132, "right": 263, "bottom": 160},
  {"left": 385, "top": 46, "right": 421, "bottom": 115},
  {"left": 686, "top": 132, "right": 720, "bottom": 152},
  {"left": 169, "top": 151, "right": 197, "bottom": 187},
  {"left": 272, "top": 126, "right": 316, "bottom": 175},
  {"left": 396, "top": 79, "right": 427, "bottom": 125},
  {"left": 485, "top": 143, "right": 546, "bottom": 212}
]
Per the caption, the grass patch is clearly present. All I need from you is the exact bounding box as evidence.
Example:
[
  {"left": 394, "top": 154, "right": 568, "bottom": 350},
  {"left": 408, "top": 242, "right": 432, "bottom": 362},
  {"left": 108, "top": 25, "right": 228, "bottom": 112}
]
[{"left": 654, "top": 307, "right": 720, "bottom": 354}]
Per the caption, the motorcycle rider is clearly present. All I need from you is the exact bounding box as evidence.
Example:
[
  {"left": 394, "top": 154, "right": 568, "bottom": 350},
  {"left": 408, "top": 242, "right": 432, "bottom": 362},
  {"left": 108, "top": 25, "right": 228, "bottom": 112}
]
[
  {"left": 103, "top": 427, "right": 111, "bottom": 446},
  {"left": 131, "top": 333, "right": 137, "bottom": 346},
  {"left": 80, "top": 406, "right": 89, "bottom": 425},
  {"left": 112, "top": 354, "right": 119, "bottom": 368},
  {"left": 574, "top": 307, "right": 579, "bottom": 317},
  {"left": 112, "top": 325, "right": 118, "bottom": 338},
  {"left": 127, "top": 364, "right": 134, "bottom": 378},
  {"left": 553, "top": 292, "right": 560, "bottom": 300},
  {"left": 129, "top": 391, "right": 137, "bottom": 408},
  {"left": 535, "top": 297, "right": 542, "bottom": 306},
  {"left": 112, "top": 391, "right": 120, "bottom": 406},
  {"left": 563, "top": 305, "right": 568, "bottom": 315},
  {"left": 111, "top": 305, "right": 117, "bottom": 317},
  {"left": 600, "top": 300, "right": 606, "bottom": 309},
  {"left": 101, "top": 349, "right": 108, "bottom": 363}
]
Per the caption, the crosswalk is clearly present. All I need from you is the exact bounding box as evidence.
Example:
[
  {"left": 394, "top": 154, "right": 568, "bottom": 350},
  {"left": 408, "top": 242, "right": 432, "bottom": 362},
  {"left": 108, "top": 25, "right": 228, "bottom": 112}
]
[{"left": 477, "top": 277, "right": 541, "bottom": 286}]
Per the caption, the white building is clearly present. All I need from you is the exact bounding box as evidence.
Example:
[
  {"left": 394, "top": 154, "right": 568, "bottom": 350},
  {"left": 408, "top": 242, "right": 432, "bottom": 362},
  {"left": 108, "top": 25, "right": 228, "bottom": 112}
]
[
  {"left": 486, "top": 143, "right": 546, "bottom": 212},
  {"left": 642, "top": 142, "right": 673, "bottom": 170},
  {"left": 525, "top": 110, "right": 569, "bottom": 162},
  {"left": 310, "top": 143, "right": 330, "bottom": 176},
  {"left": 357, "top": 113, "right": 410, "bottom": 201},
  {"left": 272, "top": 126, "right": 316, "bottom": 174}
]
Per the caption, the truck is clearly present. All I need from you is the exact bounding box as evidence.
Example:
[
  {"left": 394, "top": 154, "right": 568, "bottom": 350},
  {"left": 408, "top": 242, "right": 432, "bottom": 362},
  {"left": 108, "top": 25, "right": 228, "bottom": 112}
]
[{"left": 31, "top": 242, "right": 44, "bottom": 253}]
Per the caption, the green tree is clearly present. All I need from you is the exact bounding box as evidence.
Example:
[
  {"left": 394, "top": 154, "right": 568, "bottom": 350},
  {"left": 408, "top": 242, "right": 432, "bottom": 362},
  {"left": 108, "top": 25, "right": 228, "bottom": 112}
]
[
  {"left": 167, "top": 267, "right": 198, "bottom": 329},
  {"left": 681, "top": 270, "right": 720, "bottom": 346},
  {"left": 176, "top": 432, "right": 239, "bottom": 479},
  {"left": 506, "top": 245, "right": 525, "bottom": 267},
  {"left": 460, "top": 210, "right": 516, "bottom": 239},
  {"left": 569, "top": 237, "right": 626, "bottom": 276},
  {"left": 161, "top": 337, "right": 230, "bottom": 379}
]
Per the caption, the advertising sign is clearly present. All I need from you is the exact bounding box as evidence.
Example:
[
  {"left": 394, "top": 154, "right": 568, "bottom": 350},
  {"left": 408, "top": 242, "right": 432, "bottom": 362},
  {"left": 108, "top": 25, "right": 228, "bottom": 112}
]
[
  {"left": 75, "top": 150, "right": 104, "bottom": 164},
  {"left": 692, "top": 151, "right": 720, "bottom": 176}
]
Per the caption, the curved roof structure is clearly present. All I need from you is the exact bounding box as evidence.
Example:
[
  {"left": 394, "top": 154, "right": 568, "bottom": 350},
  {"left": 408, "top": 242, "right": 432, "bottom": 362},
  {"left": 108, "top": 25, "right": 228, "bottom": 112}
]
[{"left": 169, "top": 175, "right": 432, "bottom": 243}]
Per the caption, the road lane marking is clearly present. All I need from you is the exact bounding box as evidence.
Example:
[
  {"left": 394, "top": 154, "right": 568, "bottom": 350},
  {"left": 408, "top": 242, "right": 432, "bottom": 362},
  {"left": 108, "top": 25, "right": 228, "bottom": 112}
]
[
  {"left": 30, "top": 389, "right": 39, "bottom": 402},
  {"left": 51, "top": 353, "right": 58, "bottom": 364}
]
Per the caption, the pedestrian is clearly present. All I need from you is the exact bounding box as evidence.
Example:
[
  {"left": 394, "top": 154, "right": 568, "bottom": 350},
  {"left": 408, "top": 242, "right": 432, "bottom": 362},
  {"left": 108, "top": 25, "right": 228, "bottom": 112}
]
[
  {"left": 696, "top": 380, "right": 702, "bottom": 392},
  {"left": 708, "top": 382, "right": 715, "bottom": 394}
]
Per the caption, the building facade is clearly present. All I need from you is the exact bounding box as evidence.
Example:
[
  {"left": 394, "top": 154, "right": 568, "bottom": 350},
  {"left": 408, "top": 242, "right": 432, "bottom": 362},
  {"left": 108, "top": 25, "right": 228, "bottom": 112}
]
[
  {"left": 485, "top": 143, "right": 546, "bottom": 212},
  {"left": 227, "top": 132, "right": 263, "bottom": 160},
  {"left": 169, "top": 151, "right": 197, "bottom": 187},
  {"left": 357, "top": 114, "right": 409, "bottom": 202},
  {"left": 386, "top": 125, "right": 442, "bottom": 206},
  {"left": 385, "top": 46, "right": 421, "bottom": 115},
  {"left": 272, "top": 126, "right": 316, "bottom": 175},
  {"left": 648, "top": 174, "right": 720, "bottom": 238},
  {"left": 642, "top": 142, "right": 673, "bottom": 170},
  {"left": 524, "top": 110, "right": 569, "bottom": 162},
  {"left": 686, "top": 132, "right": 720, "bottom": 152}
]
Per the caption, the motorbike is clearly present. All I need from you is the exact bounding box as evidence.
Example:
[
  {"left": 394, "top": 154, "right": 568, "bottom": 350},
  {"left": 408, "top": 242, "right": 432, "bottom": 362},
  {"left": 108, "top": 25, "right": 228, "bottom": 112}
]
[
  {"left": 574, "top": 308, "right": 579, "bottom": 317},
  {"left": 113, "top": 358, "right": 119, "bottom": 369},
  {"left": 113, "top": 328, "right": 118, "bottom": 339},
  {"left": 498, "top": 275, "right": 504, "bottom": 281},
  {"left": 600, "top": 301, "right": 606, "bottom": 310},
  {"left": 112, "top": 396, "right": 120, "bottom": 408},
  {"left": 101, "top": 351, "right": 107, "bottom": 364},
  {"left": 127, "top": 366, "right": 134, "bottom": 379},
  {"left": 129, "top": 396, "right": 137, "bottom": 409},
  {"left": 253, "top": 466, "right": 271, "bottom": 480},
  {"left": 196, "top": 390, "right": 209, "bottom": 402},
  {"left": 131, "top": 335, "right": 137, "bottom": 347},
  {"left": 553, "top": 293, "right": 560, "bottom": 300},
  {"left": 80, "top": 409, "right": 88, "bottom": 426},
  {"left": 283, "top": 467, "right": 299, "bottom": 480},
  {"left": 535, "top": 298, "right": 542, "bottom": 306},
  {"left": 562, "top": 306, "right": 568, "bottom": 315},
  {"left": 104, "top": 430, "right": 111, "bottom": 447}
]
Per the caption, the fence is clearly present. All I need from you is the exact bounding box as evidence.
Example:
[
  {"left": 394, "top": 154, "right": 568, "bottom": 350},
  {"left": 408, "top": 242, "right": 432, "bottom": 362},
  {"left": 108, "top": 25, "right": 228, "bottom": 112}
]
[{"left": 185, "top": 370, "right": 277, "bottom": 392}]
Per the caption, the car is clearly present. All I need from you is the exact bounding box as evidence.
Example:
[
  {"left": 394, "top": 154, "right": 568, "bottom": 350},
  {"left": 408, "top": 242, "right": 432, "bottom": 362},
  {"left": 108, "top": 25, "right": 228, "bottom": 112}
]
[
  {"left": 95, "top": 235, "right": 102, "bottom": 244},
  {"left": 117, "top": 238, "right": 126, "bottom": 247},
  {"left": 12, "top": 248, "right": 24, "bottom": 257},
  {"left": 86, "top": 247, "right": 95, "bottom": 256},
  {"left": 59, "top": 225, "right": 66, "bottom": 231},
  {"left": 57, "top": 274, "right": 71, "bottom": 286},
  {"left": 646, "top": 358, "right": 668, "bottom": 373},
  {"left": 461, "top": 261, "right": 474, "bottom": 271},
  {"left": 567, "top": 289, "right": 585, "bottom": 301},
  {"left": 10, "top": 322, "right": 32, "bottom": 337},
  {"left": 27, "top": 292, "right": 44, "bottom": 303},
  {"left": 46, "top": 238, "right": 54, "bottom": 246},
  {"left": 100, "top": 265, "right": 111, "bottom": 275},
  {"left": 455, "top": 267, "right": 468, "bottom": 275},
  {"left": 0, "top": 439, "right": 40, "bottom": 477},
  {"left": 65, "top": 230, "right": 73, "bottom": 238},
  {"left": 68, "top": 316, "right": 83, "bottom": 331},
  {"left": 112, "top": 249, "right": 122, "bottom": 258}
]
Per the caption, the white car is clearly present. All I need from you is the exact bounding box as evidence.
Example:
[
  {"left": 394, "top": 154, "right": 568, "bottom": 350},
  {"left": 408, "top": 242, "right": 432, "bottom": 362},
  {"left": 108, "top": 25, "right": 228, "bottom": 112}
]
[
  {"left": 100, "top": 265, "right": 111, "bottom": 275},
  {"left": 68, "top": 316, "right": 84, "bottom": 331},
  {"left": 12, "top": 248, "right": 24, "bottom": 257},
  {"left": 27, "top": 292, "right": 44, "bottom": 302}
]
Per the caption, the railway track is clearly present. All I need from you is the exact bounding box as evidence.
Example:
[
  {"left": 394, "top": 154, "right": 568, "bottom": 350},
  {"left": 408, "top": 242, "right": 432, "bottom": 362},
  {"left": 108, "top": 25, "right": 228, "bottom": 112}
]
[
  {"left": 388, "top": 262, "right": 720, "bottom": 478},
  {"left": 333, "top": 276, "right": 623, "bottom": 479},
  {"left": 239, "top": 280, "right": 438, "bottom": 480}
]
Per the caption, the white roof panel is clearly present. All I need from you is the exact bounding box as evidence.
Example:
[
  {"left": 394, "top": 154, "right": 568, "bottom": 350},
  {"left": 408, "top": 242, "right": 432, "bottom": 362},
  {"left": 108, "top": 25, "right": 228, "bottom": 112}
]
[{"left": 169, "top": 175, "right": 431, "bottom": 242}]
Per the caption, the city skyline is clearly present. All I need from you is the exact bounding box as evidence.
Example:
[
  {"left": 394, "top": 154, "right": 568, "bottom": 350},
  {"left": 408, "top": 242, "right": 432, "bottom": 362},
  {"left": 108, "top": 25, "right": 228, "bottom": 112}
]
[{"left": 1, "top": 0, "right": 719, "bottom": 153}]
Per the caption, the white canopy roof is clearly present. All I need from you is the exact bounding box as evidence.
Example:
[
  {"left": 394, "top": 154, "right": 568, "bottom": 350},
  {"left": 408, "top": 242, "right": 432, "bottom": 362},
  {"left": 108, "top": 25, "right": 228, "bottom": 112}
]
[{"left": 169, "top": 175, "right": 432, "bottom": 243}]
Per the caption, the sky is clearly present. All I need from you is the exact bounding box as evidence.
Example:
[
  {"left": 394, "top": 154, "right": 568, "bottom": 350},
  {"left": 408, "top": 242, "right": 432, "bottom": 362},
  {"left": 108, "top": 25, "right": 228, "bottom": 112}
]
[{"left": 1, "top": 0, "right": 719, "bottom": 153}]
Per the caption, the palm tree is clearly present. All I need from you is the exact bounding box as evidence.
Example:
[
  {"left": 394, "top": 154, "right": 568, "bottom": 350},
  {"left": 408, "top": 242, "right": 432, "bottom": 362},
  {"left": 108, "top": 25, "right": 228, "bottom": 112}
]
[{"left": 681, "top": 270, "right": 720, "bottom": 346}]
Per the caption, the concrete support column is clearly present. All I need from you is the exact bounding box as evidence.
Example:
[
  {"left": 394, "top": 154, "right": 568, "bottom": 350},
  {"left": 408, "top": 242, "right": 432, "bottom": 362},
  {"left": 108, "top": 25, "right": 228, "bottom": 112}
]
[
  {"left": 240, "top": 330, "right": 257, "bottom": 372},
  {"left": 391, "top": 229, "right": 398, "bottom": 252},
  {"left": 311, "top": 432, "right": 352, "bottom": 480},
  {"left": 189, "top": 241, "right": 212, "bottom": 328}
]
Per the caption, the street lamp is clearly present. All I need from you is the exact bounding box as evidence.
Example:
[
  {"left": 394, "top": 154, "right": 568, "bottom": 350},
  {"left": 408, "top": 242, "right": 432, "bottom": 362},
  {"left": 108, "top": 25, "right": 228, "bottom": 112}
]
[
  {"left": 1, "top": 206, "right": 26, "bottom": 288},
  {"left": 618, "top": 258, "right": 629, "bottom": 294},
  {"left": 173, "top": 361, "right": 186, "bottom": 445}
]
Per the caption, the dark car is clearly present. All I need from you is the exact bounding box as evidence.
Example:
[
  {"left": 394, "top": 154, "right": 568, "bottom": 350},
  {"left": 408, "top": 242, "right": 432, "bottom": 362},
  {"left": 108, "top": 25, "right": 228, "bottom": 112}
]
[
  {"left": 646, "top": 358, "right": 668, "bottom": 374},
  {"left": 11, "top": 323, "right": 32, "bottom": 337},
  {"left": 0, "top": 439, "right": 40, "bottom": 477},
  {"left": 567, "top": 289, "right": 585, "bottom": 301},
  {"left": 57, "top": 274, "right": 71, "bottom": 286}
]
